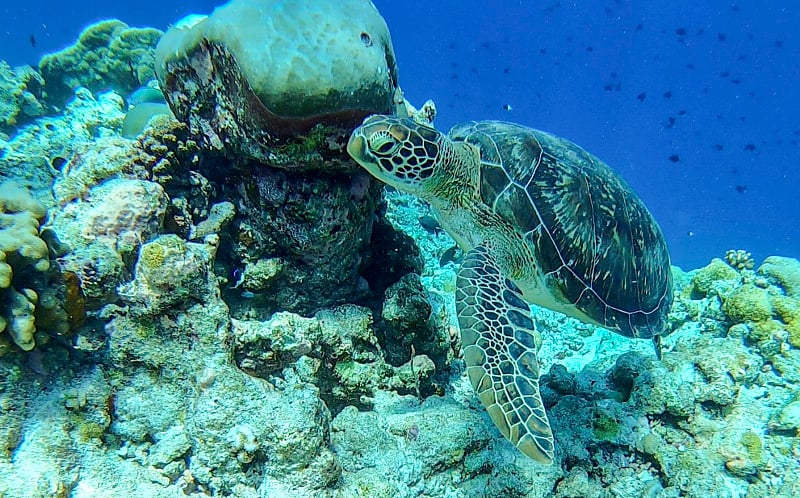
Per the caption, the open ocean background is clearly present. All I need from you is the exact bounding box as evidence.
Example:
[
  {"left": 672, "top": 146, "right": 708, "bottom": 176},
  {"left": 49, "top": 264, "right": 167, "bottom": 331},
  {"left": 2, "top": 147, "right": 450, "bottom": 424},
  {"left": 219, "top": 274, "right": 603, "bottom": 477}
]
[{"left": 1, "top": 0, "right": 798, "bottom": 271}]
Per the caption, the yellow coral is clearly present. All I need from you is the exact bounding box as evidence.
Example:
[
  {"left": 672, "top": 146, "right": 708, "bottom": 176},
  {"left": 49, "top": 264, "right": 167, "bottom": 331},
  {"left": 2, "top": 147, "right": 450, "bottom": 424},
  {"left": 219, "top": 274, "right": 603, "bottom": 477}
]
[
  {"left": 0, "top": 181, "right": 49, "bottom": 273},
  {"left": 138, "top": 241, "right": 166, "bottom": 269},
  {"left": 691, "top": 258, "right": 740, "bottom": 296},
  {"left": 740, "top": 430, "right": 764, "bottom": 463},
  {"left": 722, "top": 284, "right": 773, "bottom": 323},
  {"left": 0, "top": 181, "right": 49, "bottom": 351},
  {"left": 787, "top": 320, "right": 800, "bottom": 349}
]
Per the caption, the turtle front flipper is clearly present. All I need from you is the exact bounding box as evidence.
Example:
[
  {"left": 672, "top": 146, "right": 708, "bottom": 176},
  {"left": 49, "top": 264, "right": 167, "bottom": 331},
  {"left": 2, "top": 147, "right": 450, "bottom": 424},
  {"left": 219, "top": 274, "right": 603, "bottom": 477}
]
[{"left": 456, "top": 246, "right": 555, "bottom": 464}]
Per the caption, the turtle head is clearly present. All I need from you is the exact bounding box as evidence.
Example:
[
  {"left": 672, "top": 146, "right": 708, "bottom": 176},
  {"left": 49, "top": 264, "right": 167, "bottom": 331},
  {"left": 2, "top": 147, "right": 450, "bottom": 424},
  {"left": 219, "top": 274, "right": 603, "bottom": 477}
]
[{"left": 348, "top": 115, "right": 443, "bottom": 196}]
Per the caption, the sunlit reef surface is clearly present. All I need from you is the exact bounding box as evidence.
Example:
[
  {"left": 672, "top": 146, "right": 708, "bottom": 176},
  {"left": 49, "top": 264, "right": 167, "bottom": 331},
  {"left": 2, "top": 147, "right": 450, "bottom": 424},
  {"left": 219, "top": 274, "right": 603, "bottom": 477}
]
[{"left": 1, "top": 13, "right": 799, "bottom": 498}]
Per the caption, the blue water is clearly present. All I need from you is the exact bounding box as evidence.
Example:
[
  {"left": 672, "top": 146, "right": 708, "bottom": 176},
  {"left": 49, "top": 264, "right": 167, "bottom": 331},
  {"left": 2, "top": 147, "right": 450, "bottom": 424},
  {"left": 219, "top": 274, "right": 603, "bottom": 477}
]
[{"left": 1, "top": 0, "right": 798, "bottom": 271}]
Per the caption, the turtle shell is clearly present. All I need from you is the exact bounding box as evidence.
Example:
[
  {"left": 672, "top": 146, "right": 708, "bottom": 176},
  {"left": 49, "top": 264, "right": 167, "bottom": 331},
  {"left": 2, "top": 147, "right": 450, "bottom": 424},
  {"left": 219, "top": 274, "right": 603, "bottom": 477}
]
[{"left": 449, "top": 120, "right": 672, "bottom": 338}]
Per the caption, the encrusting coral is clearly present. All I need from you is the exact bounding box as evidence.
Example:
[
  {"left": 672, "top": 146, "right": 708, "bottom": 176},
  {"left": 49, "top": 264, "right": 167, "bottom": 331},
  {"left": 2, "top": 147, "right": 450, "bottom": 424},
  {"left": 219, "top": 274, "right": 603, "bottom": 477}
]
[
  {"left": 0, "top": 181, "right": 49, "bottom": 351},
  {"left": 0, "top": 61, "right": 46, "bottom": 131}
]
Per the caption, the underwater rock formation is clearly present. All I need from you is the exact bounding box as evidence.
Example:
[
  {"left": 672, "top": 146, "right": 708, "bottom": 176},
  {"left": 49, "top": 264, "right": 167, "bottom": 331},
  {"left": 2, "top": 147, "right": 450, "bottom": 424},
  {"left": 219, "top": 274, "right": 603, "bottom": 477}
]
[
  {"left": 149, "top": 0, "right": 412, "bottom": 315},
  {"left": 155, "top": 0, "right": 399, "bottom": 156},
  {"left": 223, "top": 166, "right": 383, "bottom": 315},
  {"left": 232, "top": 304, "right": 439, "bottom": 413}
]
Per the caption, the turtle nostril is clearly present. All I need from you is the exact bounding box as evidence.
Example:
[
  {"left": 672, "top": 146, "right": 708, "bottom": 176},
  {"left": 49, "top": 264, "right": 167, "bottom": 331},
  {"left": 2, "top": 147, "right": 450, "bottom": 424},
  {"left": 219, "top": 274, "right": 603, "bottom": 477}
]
[{"left": 360, "top": 32, "right": 372, "bottom": 47}]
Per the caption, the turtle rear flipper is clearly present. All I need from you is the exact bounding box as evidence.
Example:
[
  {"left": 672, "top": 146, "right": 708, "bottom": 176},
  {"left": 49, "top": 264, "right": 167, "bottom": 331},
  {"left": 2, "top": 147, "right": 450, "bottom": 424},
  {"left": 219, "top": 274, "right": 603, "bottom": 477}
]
[{"left": 456, "top": 246, "right": 555, "bottom": 464}]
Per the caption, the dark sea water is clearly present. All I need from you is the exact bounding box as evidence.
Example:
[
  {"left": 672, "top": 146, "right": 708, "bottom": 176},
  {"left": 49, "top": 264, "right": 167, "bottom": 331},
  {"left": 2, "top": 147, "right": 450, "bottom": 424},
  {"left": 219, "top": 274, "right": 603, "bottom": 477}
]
[{"left": 1, "top": 0, "right": 798, "bottom": 271}]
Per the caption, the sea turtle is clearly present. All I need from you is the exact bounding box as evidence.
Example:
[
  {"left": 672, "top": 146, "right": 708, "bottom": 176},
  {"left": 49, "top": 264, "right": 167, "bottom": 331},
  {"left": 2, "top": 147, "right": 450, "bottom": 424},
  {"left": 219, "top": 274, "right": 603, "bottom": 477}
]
[{"left": 347, "top": 115, "right": 673, "bottom": 464}]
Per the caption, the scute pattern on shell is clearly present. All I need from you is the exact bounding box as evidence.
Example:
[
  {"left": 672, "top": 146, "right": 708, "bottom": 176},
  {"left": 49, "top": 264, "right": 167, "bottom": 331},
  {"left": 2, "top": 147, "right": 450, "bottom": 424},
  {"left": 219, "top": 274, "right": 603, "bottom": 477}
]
[{"left": 449, "top": 121, "right": 672, "bottom": 339}]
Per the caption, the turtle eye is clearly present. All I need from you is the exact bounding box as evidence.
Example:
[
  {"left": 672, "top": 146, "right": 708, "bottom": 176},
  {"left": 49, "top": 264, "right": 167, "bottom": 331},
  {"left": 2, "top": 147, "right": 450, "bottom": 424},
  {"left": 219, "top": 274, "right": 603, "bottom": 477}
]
[{"left": 368, "top": 131, "right": 400, "bottom": 156}]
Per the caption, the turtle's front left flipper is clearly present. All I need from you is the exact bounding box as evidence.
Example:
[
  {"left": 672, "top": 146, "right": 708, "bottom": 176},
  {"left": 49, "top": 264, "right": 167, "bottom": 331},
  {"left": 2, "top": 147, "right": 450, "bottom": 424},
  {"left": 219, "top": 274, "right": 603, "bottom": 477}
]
[{"left": 456, "top": 245, "right": 555, "bottom": 464}]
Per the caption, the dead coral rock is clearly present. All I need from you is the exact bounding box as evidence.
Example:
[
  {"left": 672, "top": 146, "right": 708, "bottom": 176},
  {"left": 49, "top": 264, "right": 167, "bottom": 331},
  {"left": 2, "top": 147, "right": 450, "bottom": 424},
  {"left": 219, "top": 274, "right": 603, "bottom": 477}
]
[
  {"left": 629, "top": 335, "right": 761, "bottom": 417},
  {"left": 52, "top": 178, "right": 168, "bottom": 256},
  {"left": 225, "top": 166, "right": 381, "bottom": 316},
  {"left": 379, "top": 272, "right": 448, "bottom": 368},
  {"left": 118, "top": 234, "right": 215, "bottom": 316},
  {"left": 232, "top": 305, "right": 439, "bottom": 411}
]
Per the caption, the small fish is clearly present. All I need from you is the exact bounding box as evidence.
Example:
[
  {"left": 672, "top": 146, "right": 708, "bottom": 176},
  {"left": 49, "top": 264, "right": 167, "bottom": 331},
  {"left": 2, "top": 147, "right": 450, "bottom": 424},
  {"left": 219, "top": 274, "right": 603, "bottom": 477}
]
[
  {"left": 418, "top": 215, "right": 443, "bottom": 234},
  {"left": 743, "top": 143, "right": 756, "bottom": 152},
  {"left": 29, "top": 34, "right": 36, "bottom": 48},
  {"left": 439, "top": 245, "right": 463, "bottom": 267},
  {"left": 636, "top": 92, "right": 646, "bottom": 102},
  {"left": 735, "top": 185, "right": 747, "bottom": 194},
  {"left": 668, "top": 154, "right": 680, "bottom": 163},
  {"left": 127, "top": 86, "right": 166, "bottom": 106},
  {"left": 663, "top": 90, "right": 672, "bottom": 99},
  {"left": 502, "top": 104, "right": 513, "bottom": 111}
]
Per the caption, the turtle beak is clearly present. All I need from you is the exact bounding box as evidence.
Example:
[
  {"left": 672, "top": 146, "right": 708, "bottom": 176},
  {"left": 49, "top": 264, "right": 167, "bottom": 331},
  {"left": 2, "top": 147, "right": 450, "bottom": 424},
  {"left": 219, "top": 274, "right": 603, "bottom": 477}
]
[{"left": 347, "top": 133, "right": 366, "bottom": 163}]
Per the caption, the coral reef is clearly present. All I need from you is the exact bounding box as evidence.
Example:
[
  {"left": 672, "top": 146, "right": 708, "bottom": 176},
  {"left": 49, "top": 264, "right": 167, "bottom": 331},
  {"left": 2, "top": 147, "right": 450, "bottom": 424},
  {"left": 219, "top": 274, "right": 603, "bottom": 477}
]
[
  {"left": 2, "top": 5, "right": 800, "bottom": 498},
  {"left": 0, "top": 182, "right": 50, "bottom": 351},
  {"left": 144, "top": 0, "right": 412, "bottom": 317},
  {"left": 39, "top": 20, "right": 162, "bottom": 106}
]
